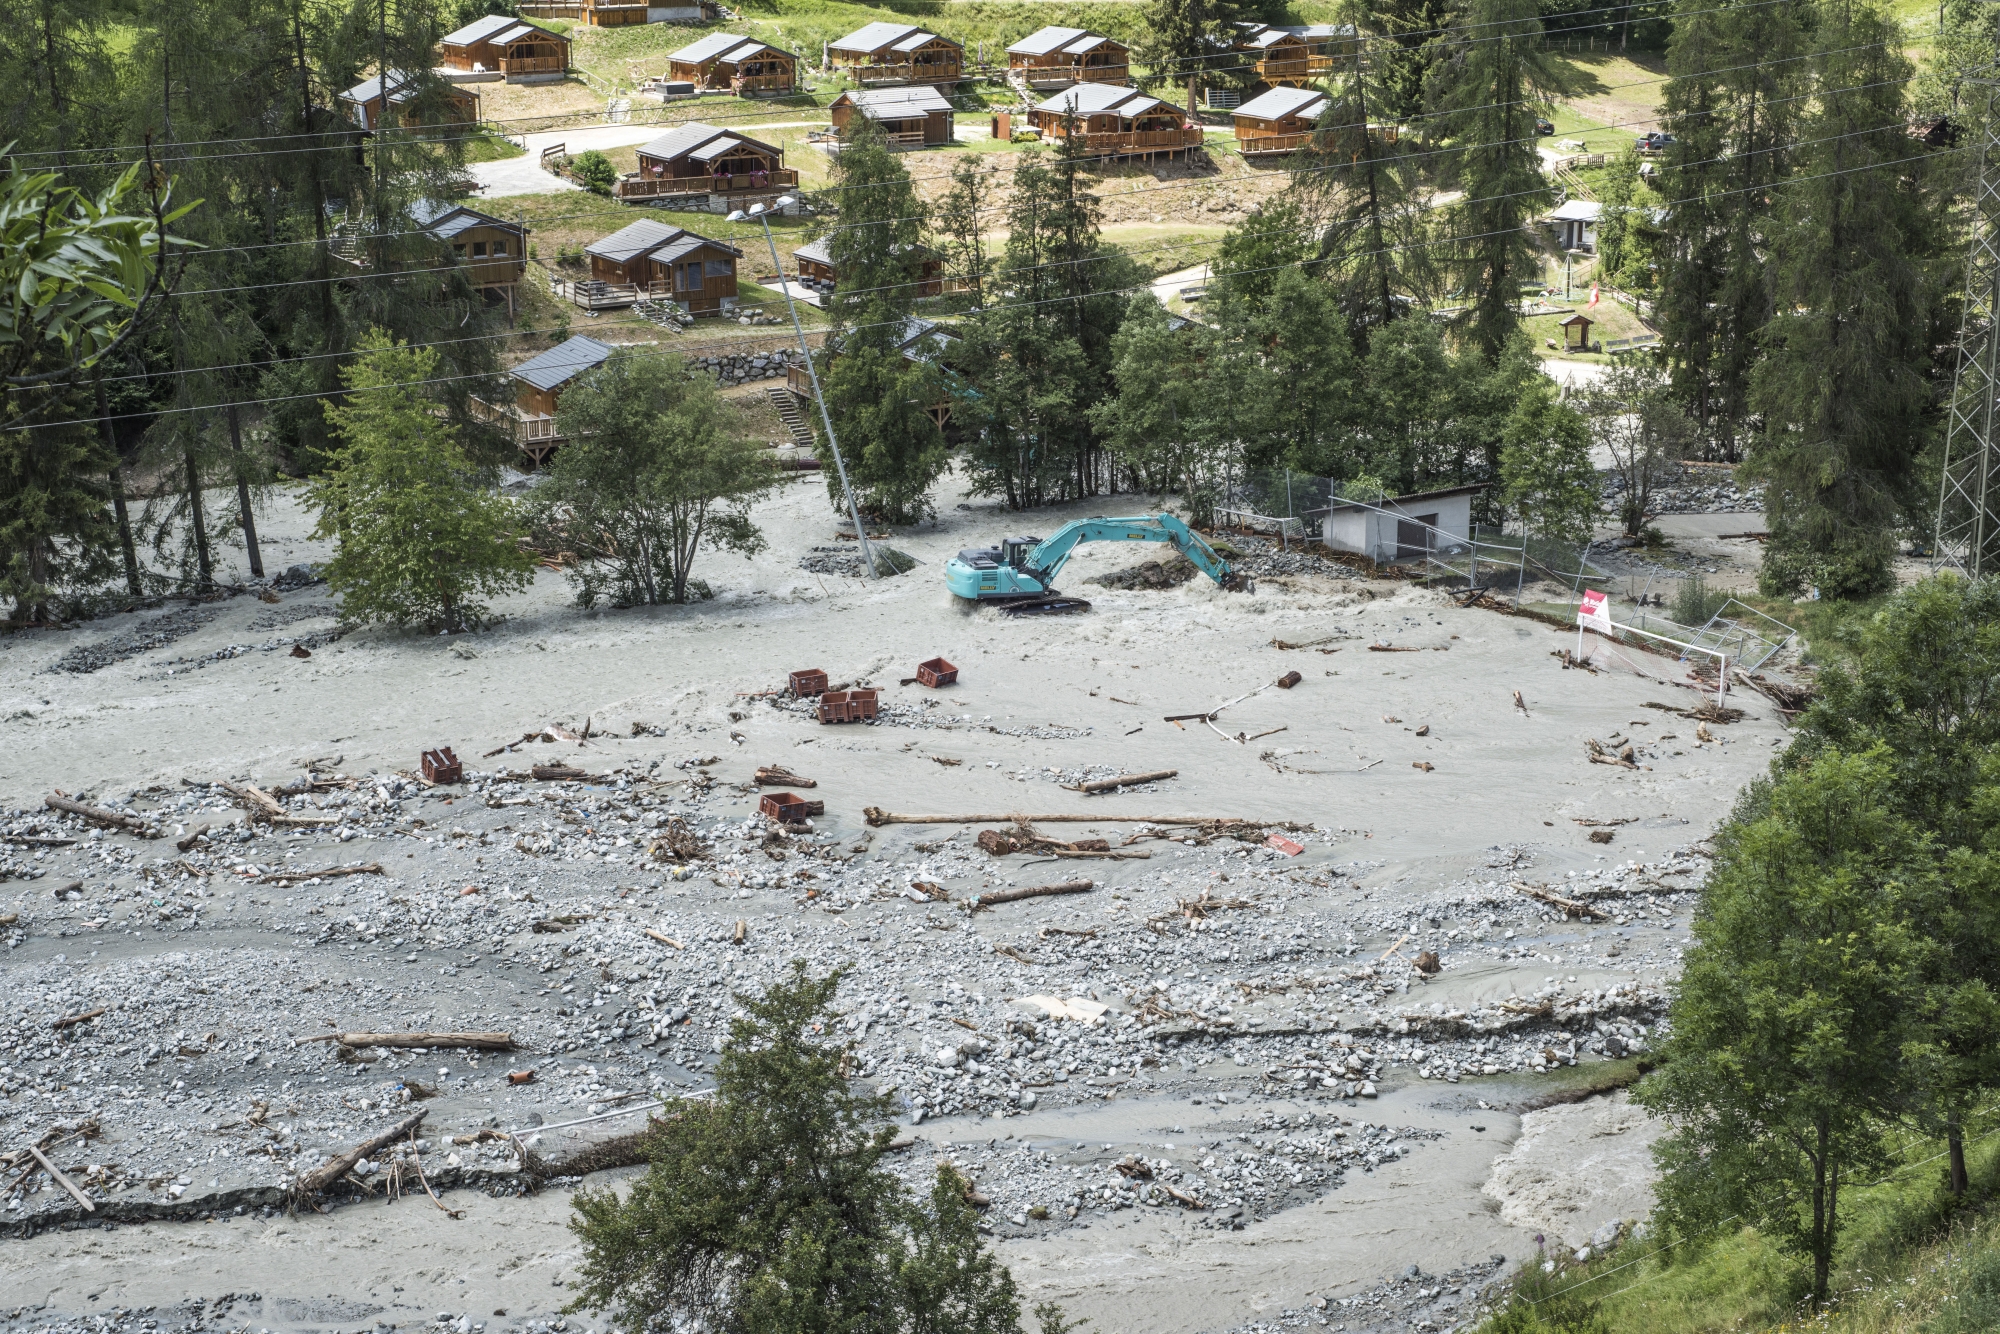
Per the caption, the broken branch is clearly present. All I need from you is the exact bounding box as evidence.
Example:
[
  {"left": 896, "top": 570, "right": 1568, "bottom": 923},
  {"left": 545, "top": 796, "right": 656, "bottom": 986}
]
[
  {"left": 1511, "top": 881, "right": 1606, "bottom": 921},
  {"left": 967, "top": 880, "right": 1094, "bottom": 909},
  {"left": 44, "top": 795, "right": 158, "bottom": 836},
  {"left": 294, "top": 1110, "right": 426, "bottom": 1198},
  {"left": 302, "top": 1032, "right": 517, "bottom": 1051},
  {"left": 1063, "top": 769, "right": 1178, "bottom": 794}
]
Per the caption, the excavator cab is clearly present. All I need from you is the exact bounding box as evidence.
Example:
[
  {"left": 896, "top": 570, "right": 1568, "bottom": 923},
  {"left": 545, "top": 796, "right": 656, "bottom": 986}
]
[
  {"left": 1000, "top": 536, "right": 1041, "bottom": 570},
  {"left": 944, "top": 513, "right": 1234, "bottom": 616}
]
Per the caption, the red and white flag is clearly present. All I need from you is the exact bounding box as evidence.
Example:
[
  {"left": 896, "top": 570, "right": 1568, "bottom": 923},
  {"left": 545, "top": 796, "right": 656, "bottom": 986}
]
[{"left": 1587, "top": 284, "right": 1601, "bottom": 310}]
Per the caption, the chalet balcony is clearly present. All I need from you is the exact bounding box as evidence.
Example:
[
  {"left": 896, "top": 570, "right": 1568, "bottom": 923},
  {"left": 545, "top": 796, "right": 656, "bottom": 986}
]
[
  {"left": 732, "top": 73, "right": 795, "bottom": 94},
  {"left": 846, "top": 62, "right": 962, "bottom": 86},
  {"left": 471, "top": 396, "right": 564, "bottom": 464},
  {"left": 614, "top": 168, "right": 799, "bottom": 200},
  {"left": 1254, "top": 54, "right": 1337, "bottom": 83},
  {"left": 1078, "top": 63, "right": 1130, "bottom": 84},
  {"left": 1059, "top": 127, "right": 1205, "bottom": 157},
  {"left": 498, "top": 55, "right": 566, "bottom": 76},
  {"left": 1238, "top": 131, "right": 1314, "bottom": 157}
]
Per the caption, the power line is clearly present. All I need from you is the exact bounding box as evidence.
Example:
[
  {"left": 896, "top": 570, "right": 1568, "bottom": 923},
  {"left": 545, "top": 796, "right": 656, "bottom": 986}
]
[{"left": 11, "top": 137, "right": 1954, "bottom": 434}]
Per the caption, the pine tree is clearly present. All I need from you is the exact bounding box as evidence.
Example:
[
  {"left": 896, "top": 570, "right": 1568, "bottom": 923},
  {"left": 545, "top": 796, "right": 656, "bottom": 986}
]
[
  {"left": 1427, "top": 0, "right": 1570, "bottom": 362},
  {"left": 1212, "top": 268, "right": 1360, "bottom": 476},
  {"left": 1653, "top": 0, "right": 1807, "bottom": 459},
  {"left": 1750, "top": 0, "right": 1936, "bottom": 599},
  {"left": 1372, "top": 0, "right": 1455, "bottom": 122},
  {"left": 1090, "top": 299, "right": 1228, "bottom": 516},
  {"left": 815, "top": 118, "right": 948, "bottom": 524},
  {"left": 310, "top": 331, "right": 532, "bottom": 632},
  {"left": 1292, "top": 0, "right": 1436, "bottom": 343},
  {"left": 1132, "top": 0, "right": 1246, "bottom": 99},
  {"left": 1499, "top": 380, "right": 1597, "bottom": 545},
  {"left": 930, "top": 157, "right": 996, "bottom": 305}
]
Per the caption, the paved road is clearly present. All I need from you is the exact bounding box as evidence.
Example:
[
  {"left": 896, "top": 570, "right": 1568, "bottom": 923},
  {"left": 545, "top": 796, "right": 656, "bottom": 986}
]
[{"left": 470, "top": 118, "right": 832, "bottom": 199}]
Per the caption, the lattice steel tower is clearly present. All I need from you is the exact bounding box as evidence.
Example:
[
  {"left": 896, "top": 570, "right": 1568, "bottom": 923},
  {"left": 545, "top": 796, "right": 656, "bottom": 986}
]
[{"left": 1939, "top": 38, "right": 2000, "bottom": 578}]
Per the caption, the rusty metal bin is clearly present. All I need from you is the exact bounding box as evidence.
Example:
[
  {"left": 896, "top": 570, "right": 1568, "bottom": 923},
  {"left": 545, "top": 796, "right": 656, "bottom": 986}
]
[
  {"left": 849, "top": 688, "right": 879, "bottom": 720},
  {"left": 916, "top": 657, "right": 958, "bottom": 687},
  {"left": 818, "top": 690, "right": 851, "bottom": 723},
  {"left": 759, "top": 791, "right": 824, "bottom": 822},
  {"left": 421, "top": 746, "right": 463, "bottom": 784},
  {"left": 790, "top": 668, "right": 829, "bottom": 697}
]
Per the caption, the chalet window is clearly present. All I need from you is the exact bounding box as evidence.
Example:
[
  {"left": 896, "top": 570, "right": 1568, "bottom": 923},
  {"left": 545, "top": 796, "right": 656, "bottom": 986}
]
[
  {"left": 704, "top": 259, "right": 732, "bottom": 278},
  {"left": 492, "top": 239, "right": 508, "bottom": 257},
  {"left": 453, "top": 244, "right": 467, "bottom": 258},
  {"left": 681, "top": 262, "right": 703, "bottom": 291},
  {"left": 472, "top": 241, "right": 488, "bottom": 258}
]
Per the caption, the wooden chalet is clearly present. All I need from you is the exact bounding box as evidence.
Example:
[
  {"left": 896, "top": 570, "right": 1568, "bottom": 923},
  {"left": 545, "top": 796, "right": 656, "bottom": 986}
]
[
  {"left": 339, "top": 70, "right": 481, "bottom": 131},
  {"left": 1006, "top": 27, "right": 1130, "bottom": 91},
  {"left": 581, "top": 218, "right": 743, "bottom": 315},
  {"left": 517, "top": 0, "right": 717, "bottom": 28},
  {"left": 1232, "top": 26, "right": 1315, "bottom": 86},
  {"left": 1231, "top": 86, "right": 1329, "bottom": 158},
  {"left": 828, "top": 86, "right": 955, "bottom": 147},
  {"left": 415, "top": 200, "right": 528, "bottom": 307},
  {"left": 666, "top": 33, "right": 798, "bottom": 95},
  {"left": 788, "top": 315, "right": 958, "bottom": 430},
  {"left": 438, "top": 15, "right": 569, "bottom": 80},
  {"left": 615, "top": 123, "right": 796, "bottom": 202},
  {"left": 826, "top": 22, "right": 963, "bottom": 87},
  {"left": 474, "top": 334, "right": 614, "bottom": 466},
  {"left": 1028, "top": 84, "right": 1202, "bottom": 160},
  {"left": 790, "top": 237, "right": 943, "bottom": 299}
]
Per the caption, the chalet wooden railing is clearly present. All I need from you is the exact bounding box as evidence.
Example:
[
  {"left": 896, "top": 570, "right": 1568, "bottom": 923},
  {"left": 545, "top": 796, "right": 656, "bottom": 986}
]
[
  {"left": 615, "top": 168, "right": 799, "bottom": 199},
  {"left": 883, "top": 128, "right": 928, "bottom": 146},
  {"left": 1255, "top": 57, "right": 1313, "bottom": 82},
  {"left": 498, "top": 55, "right": 567, "bottom": 75},
  {"left": 471, "top": 397, "right": 560, "bottom": 444},
  {"left": 1052, "top": 127, "right": 1204, "bottom": 154},
  {"left": 732, "top": 73, "right": 795, "bottom": 94},
  {"left": 787, "top": 362, "right": 816, "bottom": 400},
  {"left": 517, "top": 2, "right": 584, "bottom": 16},
  {"left": 1237, "top": 131, "right": 1313, "bottom": 156},
  {"left": 1077, "top": 63, "right": 1130, "bottom": 83},
  {"left": 842, "top": 61, "right": 963, "bottom": 84}
]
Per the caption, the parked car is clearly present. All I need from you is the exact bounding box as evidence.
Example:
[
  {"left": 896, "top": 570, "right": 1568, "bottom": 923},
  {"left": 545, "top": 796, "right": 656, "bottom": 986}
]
[
  {"left": 1535, "top": 117, "right": 1555, "bottom": 135},
  {"left": 1637, "top": 130, "right": 1676, "bottom": 154}
]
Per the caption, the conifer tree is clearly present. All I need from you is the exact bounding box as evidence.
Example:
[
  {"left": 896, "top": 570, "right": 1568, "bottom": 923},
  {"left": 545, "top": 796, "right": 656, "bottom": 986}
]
[
  {"left": 1371, "top": 0, "right": 1455, "bottom": 122},
  {"left": 1427, "top": 0, "right": 1569, "bottom": 362}
]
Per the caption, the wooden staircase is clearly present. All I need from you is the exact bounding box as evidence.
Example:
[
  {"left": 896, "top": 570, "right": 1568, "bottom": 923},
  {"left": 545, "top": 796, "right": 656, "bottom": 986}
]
[{"left": 766, "top": 384, "right": 814, "bottom": 447}]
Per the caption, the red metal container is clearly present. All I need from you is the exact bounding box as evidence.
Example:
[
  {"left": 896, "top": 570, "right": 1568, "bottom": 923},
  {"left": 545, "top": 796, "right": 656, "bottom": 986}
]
[
  {"left": 790, "top": 668, "right": 829, "bottom": 697},
  {"left": 818, "top": 690, "right": 850, "bottom": 723},
  {"left": 421, "top": 746, "right": 463, "bottom": 784},
  {"left": 760, "top": 791, "right": 811, "bottom": 822},
  {"left": 915, "top": 657, "right": 958, "bottom": 687},
  {"left": 849, "top": 688, "right": 879, "bottom": 720}
]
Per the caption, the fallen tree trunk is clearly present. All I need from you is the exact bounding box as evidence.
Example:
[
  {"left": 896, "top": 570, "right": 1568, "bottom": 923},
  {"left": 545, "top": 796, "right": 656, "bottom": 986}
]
[
  {"left": 754, "top": 766, "right": 816, "bottom": 789},
  {"left": 1064, "top": 769, "right": 1178, "bottom": 794},
  {"left": 968, "top": 880, "right": 1094, "bottom": 908},
  {"left": 254, "top": 863, "right": 383, "bottom": 886},
  {"left": 866, "top": 808, "right": 1257, "bottom": 827},
  {"left": 1511, "top": 881, "right": 1606, "bottom": 921},
  {"left": 44, "top": 795, "right": 158, "bottom": 836},
  {"left": 302, "top": 1031, "right": 517, "bottom": 1051},
  {"left": 294, "top": 1110, "right": 426, "bottom": 1197}
]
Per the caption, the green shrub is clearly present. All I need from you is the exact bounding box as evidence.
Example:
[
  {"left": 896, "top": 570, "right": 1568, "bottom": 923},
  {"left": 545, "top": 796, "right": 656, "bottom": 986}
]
[
  {"left": 1670, "top": 572, "right": 1730, "bottom": 626},
  {"left": 569, "top": 149, "right": 615, "bottom": 196}
]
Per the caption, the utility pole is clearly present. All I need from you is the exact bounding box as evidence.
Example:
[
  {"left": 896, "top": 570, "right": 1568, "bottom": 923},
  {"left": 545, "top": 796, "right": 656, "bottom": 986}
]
[{"left": 1937, "top": 8, "right": 2000, "bottom": 577}]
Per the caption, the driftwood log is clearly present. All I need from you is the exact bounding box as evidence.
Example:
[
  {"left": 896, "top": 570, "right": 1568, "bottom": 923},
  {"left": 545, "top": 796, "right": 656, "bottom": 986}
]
[
  {"left": 754, "top": 766, "right": 816, "bottom": 789},
  {"left": 254, "top": 863, "right": 384, "bottom": 887},
  {"left": 295, "top": 1110, "right": 426, "bottom": 1197},
  {"left": 1511, "top": 881, "right": 1606, "bottom": 921},
  {"left": 28, "top": 1144, "right": 94, "bottom": 1212},
  {"left": 1063, "top": 769, "right": 1178, "bottom": 794},
  {"left": 302, "top": 1031, "right": 517, "bottom": 1051},
  {"left": 44, "top": 795, "right": 158, "bottom": 836},
  {"left": 866, "top": 808, "right": 1255, "bottom": 827},
  {"left": 967, "top": 880, "right": 1094, "bottom": 908}
]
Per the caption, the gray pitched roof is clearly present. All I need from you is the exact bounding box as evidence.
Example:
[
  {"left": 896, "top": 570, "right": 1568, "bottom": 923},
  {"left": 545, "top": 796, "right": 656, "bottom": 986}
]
[
  {"left": 409, "top": 199, "right": 523, "bottom": 241},
  {"left": 509, "top": 336, "right": 614, "bottom": 393},
  {"left": 636, "top": 123, "right": 781, "bottom": 164},
  {"left": 1234, "top": 86, "right": 1328, "bottom": 122},
  {"left": 1009, "top": 26, "right": 1089, "bottom": 56},
  {"left": 840, "top": 85, "right": 953, "bottom": 118},
  {"left": 585, "top": 218, "right": 688, "bottom": 264},
  {"left": 793, "top": 237, "right": 832, "bottom": 266},
  {"left": 671, "top": 31, "right": 755, "bottom": 63},
  {"left": 830, "top": 21, "right": 925, "bottom": 54},
  {"left": 1034, "top": 84, "right": 1165, "bottom": 119},
  {"left": 442, "top": 14, "right": 518, "bottom": 46}
]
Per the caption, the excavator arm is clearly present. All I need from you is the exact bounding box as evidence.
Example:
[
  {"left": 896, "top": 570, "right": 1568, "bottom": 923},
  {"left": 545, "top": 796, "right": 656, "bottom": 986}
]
[{"left": 1023, "top": 514, "right": 1234, "bottom": 588}]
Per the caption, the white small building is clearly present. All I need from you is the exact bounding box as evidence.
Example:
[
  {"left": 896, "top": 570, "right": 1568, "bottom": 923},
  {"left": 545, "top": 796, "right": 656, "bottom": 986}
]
[
  {"left": 1307, "top": 484, "right": 1484, "bottom": 562},
  {"left": 1548, "top": 198, "right": 1603, "bottom": 251}
]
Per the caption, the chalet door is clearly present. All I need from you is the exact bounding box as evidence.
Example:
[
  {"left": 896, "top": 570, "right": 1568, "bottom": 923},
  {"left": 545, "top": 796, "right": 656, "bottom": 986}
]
[{"left": 1394, "top": 514, "right": 1439, "bottom": 559}]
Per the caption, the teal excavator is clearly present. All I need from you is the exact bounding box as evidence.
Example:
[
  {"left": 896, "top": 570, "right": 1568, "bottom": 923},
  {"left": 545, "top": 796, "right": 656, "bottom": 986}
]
[{"left": 944, "top": 513, "right": 1238, "bottom": 615}]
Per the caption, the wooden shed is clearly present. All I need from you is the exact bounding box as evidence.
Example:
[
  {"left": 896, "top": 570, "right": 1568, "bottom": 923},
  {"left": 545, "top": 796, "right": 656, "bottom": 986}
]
[
  {"left": 438, "top": 15, "right": 569, "bottom": 80},
  {"left": 829, "top": 85, "right": 955, "bottom": 147},
  {"left": 619, "top": 123, "right": 796, "bottom": 201},
  {"left": 790, "top": 237, "right": 942, "bottom": 299},
  {"left": 473, "top": 334, "right": 615, "bottom": 466},
  {"left": 827, "top": 22, "right": 963, "bottom": 86},
  {"left": 1006, "top": 27, "right": 1130, "bottom": 91},
  {"left": 666, "top": 33, "right": 798, "bottom": 95},
  {"left": 1231, "top": 86, "right": 1328, "bottom": 158},
  {"left": 339, "top": 70, "right": 481, "bottom": 131},
  {"left": 1560, "top": 312, "right": 1594, "bottom": 351},
  {"left": 1028, "top": 84, "right": 1201, "bottom": 159}
]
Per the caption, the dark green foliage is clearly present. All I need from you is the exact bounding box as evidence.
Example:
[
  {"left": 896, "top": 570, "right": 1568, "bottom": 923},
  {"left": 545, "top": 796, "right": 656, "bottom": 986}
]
[
  {"left": 1091, "top": 296, "right": 1227, "bottom": 517},
  {"left": 1211, "top": 197, "right": 1314, "bottom": 309},
  {"left": 542, "top": 350, "right": 770, "bottom": 607},
  {"left": 1210, "top": 267, "right": 1359, "bottom": 475},
  {"left": 1749, "top": 0, "right": 1940, "bottom": 599},
  {"left": 568, "top": 965, "right": 1038, "bottom": 1334},
  {"left": 816, "top": 118, "right": 948, "bottom": 525},
  {"left": 0, "top": 414, "right": 119, "bottom": 622},
  {"left": 1499, "top": 380, "right": 1598, "bottom": 544},
  {"left": 569, "top": 150, "right": 616, "bottom": 196},
  {"left": 1132, "top": 0, "right": 1250, "bottom": 96},
  {"left": 1653, "top": 0, "right": 1806, "bottom": 459},
  {"left": 1637, "top": 752, "right": 1927, "bottom": 1305},
  {"left": 1372, "top": 0, "right": 1455, "bottom": 122},
  {"left": 956, "top": 137, "right": 1142, "bottom": 508},
  {"left": 1427, "top": 0, "right": 1570, "bottom": 363}
]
